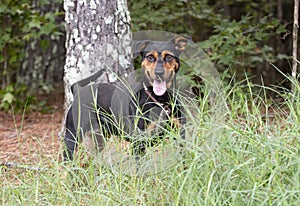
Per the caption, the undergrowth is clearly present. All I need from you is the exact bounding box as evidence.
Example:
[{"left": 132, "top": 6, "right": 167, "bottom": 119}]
[{"left": 1, "top": 79, "right": 300, "bottom": 205}]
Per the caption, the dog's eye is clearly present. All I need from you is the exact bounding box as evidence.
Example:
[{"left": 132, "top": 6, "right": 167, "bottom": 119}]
[
  {"left": 164, "top": 54, "right": 174, "bottom": 62},
  {"left": 146, "top": 55, "right": 156, "bottom": 62}
]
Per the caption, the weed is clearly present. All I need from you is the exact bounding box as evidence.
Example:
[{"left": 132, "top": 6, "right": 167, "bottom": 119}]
[{"left": 1, "top": 78, "right": 300, "bottom": 205}]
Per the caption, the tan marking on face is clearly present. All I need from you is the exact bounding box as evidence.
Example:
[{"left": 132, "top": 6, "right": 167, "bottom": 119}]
[
  {"left": 162, "top": 51, "right": 178, "bottom": 88},
  {"left": 141, "top": 51, "right": 157, "bottom": 86},
  {"left": 141, "top": 50, "right": 178, "bottom": 89}
]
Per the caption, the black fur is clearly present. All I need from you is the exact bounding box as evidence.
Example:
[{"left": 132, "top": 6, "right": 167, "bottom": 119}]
[{"left": 63, "top": 37, "right": 188, "bottom": 161}]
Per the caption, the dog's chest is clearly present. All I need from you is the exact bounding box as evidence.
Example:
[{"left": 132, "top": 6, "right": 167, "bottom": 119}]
[
  {"left": 96, "top": 84, "right": 175, "bottom": 134},
  {"left": 129, "top": 89, "right": 172, "bottom": 130}
]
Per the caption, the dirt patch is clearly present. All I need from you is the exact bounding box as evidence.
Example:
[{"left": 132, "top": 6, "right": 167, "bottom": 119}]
[{"left": 0, "top": 90, "right": 64, "bottom": 164}]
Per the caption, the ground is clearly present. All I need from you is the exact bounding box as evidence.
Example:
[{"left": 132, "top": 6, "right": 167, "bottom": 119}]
[
  {"left": 0, "top": 90, "right": 64, "bottom": 165},
  {"left": 0, "top": 88, "right": 177, "bottom": 173}
]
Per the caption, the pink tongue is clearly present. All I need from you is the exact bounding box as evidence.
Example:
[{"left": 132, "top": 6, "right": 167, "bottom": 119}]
[{"left": 153, "top": 80, "right": 167, "bottom": 96}]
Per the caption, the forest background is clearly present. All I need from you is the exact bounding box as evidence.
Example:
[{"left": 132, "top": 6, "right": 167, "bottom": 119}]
[
  {"left": 2, "top": 1, "right": 300, "bottom": 205},
  {"left": 0, "top": 0, "right": 296, "bottom": 110}
]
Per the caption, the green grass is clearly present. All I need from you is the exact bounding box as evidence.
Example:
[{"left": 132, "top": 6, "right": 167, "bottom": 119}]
[{"left": 2, "top": 79, "right": 300, "bottom": 205}]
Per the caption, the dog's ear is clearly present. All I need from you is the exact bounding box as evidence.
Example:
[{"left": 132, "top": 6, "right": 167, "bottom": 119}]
[
  {"left": 132, "top": 40, "right": 151, "bottom": 59},
  {"left": 173, "top": 36, "right": 190, "bottom": 52}
]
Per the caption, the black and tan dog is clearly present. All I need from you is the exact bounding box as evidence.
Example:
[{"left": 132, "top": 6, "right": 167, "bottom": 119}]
[{"left": 63, "top": 36, "right": 188, "bottom": 161}]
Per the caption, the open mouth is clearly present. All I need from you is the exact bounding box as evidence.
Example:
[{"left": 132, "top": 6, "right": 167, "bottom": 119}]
[
  {"left": 147, "top": 71, "right": 173, "bottom": 96},
  {"left": 153, "top": 79, "right": 167, "bottom": 96}
]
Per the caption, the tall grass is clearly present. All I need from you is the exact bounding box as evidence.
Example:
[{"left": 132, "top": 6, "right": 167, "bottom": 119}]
[{"left": 2, "top": 79, "right": 300, "bottom": 205}]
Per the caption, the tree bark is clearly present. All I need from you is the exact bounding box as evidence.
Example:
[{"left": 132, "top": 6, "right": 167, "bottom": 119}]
[
  {"left": 62, "top": 0, "right": 132, "bottom": 137},
  {"left": 19, "top": 1, "right": 65, "bottom": 91},
  {"left": 63, "top": 0, "right": 132, "bottom": 107},
  {"left": 292, "top": 0, "right": 299, "bottom": 92}
]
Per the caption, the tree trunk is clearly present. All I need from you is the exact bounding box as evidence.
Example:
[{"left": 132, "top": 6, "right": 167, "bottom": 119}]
[
  {"left": 292, "top": 0, "right": 299, "bottom": 93},
  {"left": 62, "top": 0, "right": 132, "bottom": 137},
  {"left": 63, "top": 0, "right": 132, "bottom": 107},
  {"left": 19, "top": 1, "right": 65, "bottom": 91}
]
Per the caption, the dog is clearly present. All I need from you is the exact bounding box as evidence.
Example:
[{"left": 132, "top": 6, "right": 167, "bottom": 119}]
[{"left": 63, "top": 36, "right": 188, "bottom": 161}]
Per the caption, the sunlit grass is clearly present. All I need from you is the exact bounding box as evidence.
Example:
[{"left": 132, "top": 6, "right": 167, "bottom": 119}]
[{"left": 2, "top": 78, "right": 300, "bottom": 205}]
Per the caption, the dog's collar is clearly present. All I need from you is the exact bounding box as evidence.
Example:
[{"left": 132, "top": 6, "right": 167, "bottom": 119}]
[{"left": 142, "top": 82, "right": 162, "bottom": 105}]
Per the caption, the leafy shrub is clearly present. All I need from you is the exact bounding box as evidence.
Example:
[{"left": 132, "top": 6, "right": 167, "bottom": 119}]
[
  {"left": 0, "top": 84, "right": 35, "bottom": 112},
  {"left": 129, "top": 0, "right": 288, "bottom": 83},
  {"left": 0, "top": 0, "right": 63, "bottom": 89},
  {"left": 199, "top": 15, "right": 287, "bottom": 74},
  {"left": 0, "top": 83, "right": 53, "bottom": 113},
  {"left": 128, "top": 0, "right": 220, "bottom": 41},
  {"left": 0, "top": 0, "right": 63, "bottom": 111}
]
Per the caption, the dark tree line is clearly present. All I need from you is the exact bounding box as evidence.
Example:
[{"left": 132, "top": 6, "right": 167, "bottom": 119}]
[
  {"left": 0, "top": 0, "right": 298, "bottom": 108},
  {"left": 129, "top": 0, "right": 296, "bottom": 88}
]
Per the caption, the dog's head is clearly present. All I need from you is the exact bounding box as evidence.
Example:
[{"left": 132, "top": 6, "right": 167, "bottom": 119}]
[{"left": 133, "top": 36, "right": 188, "bottom": 96}]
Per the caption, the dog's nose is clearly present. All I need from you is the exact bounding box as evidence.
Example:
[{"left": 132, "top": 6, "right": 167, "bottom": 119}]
[{"left": 155, "top": 67, "right": 165, "bottom": 78}]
